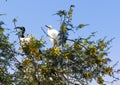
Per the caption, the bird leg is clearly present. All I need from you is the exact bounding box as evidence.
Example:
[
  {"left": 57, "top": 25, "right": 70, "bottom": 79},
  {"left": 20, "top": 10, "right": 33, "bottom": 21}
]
[
  {"left": 53, "top": 38, "right": 59, "bottom": 47},
  {"left": 53, "top": 39, "right": 57, "bottom": 47}
]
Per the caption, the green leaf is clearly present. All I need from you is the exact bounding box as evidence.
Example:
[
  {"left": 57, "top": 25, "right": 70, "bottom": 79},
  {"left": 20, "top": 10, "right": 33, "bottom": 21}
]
[
  {"left": 0, "top": 21, "right": 4, "bottom": 25},
  {"left": 13, "top": 18, "right": 17, "bottom": 23},
  {"left": 77, "top": 24, "right": 89, "bottom": 29},
  {"left": 56, "top": 10, "right": 67, "bottom": 16},
  {"left": 0, "top": 14, "right": 6, "bottom": 16},
  {"left": 0, "top": 27, "right": 4, "bottom": 35}
]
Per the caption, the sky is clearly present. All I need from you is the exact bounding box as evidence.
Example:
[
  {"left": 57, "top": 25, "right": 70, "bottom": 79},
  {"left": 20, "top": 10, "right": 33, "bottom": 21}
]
[{"left": 0, "top": 0, "right": 120, "bottom": 85}]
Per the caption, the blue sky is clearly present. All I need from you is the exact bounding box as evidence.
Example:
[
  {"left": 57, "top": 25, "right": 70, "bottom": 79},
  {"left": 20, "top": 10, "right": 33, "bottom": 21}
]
[{"left": 0, "top": 0, "right": 120, "bottom": 85}]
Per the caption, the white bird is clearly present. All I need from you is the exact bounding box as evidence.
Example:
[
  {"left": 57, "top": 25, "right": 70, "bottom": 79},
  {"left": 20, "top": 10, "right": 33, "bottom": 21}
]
[{"left": 45, "top": 25, "right": 60, "bottom": 47}]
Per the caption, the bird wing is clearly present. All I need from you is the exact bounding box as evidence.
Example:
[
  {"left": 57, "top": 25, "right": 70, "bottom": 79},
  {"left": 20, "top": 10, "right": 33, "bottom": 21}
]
[
  {"left": 48, "top": 29, "right": 60, "bottom": 46},
  {"left": 50, "top": 29, "right": 59, "bottom": 38},
  {"left": 20, "top": 35, "right": 32, "bottom": 46}
]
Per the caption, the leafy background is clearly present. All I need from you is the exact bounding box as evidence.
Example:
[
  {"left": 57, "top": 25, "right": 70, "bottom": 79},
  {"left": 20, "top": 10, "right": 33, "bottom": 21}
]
[{"left": 0, "top": 0, "right": 120, "bottom": 85}]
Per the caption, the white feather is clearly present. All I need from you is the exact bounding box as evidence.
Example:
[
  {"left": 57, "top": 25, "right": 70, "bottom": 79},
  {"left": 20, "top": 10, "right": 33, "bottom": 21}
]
[
  {"left": 20, "top": 34, "right": 33, "bottom": 47},
  {"left": 47, "top": 25, "right": 59, "bottom": 46}
]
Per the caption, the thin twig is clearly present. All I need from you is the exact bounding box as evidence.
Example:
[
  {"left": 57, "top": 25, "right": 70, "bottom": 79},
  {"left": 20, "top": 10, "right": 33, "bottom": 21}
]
[
  {"left": 67, "top": 38, "right": 87, "bottom": 50},
  {"left": 13, "top": 21, "right": 16, "bottom": 28},
  {"left": 41, "top": 27, "right": 49, "bottom": 37},
  {"left": 10, "top": 48, "right": 22, "bottom": 64},
  {"left": 9, "top": 64, "right": 17, "bottom": 72},
  {"left": 113, "top": 61, "right": 119, "bottom": 68},
  {"left": 13, "top": 18, "right": 17, "bottom": 28},
  {"left": 62, "top": 74, "right": 74, "bottom": 84}
]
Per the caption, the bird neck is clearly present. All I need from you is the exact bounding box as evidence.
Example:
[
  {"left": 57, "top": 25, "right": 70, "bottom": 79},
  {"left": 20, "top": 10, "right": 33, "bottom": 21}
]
[
  {"left": 48, "top": 28, "right": 52, "bottom": 30},
  {"left": 21, "top": 30, "right": 25, "bottom": 38},
  {"left": 21, "top": 35, "right": 25, "bottom": 38}
]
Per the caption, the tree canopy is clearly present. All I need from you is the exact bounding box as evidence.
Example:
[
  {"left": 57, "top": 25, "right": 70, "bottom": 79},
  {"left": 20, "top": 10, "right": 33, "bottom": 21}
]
[{"left": 0, "top": 4, "right": 120, "bottom": 85}]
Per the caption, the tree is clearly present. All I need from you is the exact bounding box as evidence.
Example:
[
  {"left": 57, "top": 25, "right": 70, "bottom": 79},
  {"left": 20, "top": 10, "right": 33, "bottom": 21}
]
[
  {"left": 0, "top": 20, "right": 15, "bottom": 85},
  {"left": 0, "top": 5, "right": 120, "bottom": 85}
]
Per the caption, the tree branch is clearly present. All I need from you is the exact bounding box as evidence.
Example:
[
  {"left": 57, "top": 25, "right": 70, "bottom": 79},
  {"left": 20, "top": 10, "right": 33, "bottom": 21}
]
[{"left": 67, "top": 38, "right": 88, "bottom": 50}]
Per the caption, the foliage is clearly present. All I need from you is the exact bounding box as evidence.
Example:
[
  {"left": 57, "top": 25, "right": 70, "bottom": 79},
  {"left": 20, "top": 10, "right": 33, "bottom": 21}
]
[
  {"left": 0, "top": 5, "right": 120, "bottom": 85},
  {"left": 0, "top": 21, "right": 15, "bottom": 85}
]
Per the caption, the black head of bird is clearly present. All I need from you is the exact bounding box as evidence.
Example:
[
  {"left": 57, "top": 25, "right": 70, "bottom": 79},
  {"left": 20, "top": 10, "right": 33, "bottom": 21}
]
[{"left": 15, "top": 26, "right": 25, "bottom": 37}]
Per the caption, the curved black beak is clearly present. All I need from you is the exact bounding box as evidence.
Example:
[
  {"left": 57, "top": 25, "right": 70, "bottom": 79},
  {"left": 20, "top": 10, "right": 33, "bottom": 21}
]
[
  {"left": 14, "top": 26, "right": 25, "bottom": 31},
  {"left": 14, "top": 27, "right": 20, "bottom": 29}
]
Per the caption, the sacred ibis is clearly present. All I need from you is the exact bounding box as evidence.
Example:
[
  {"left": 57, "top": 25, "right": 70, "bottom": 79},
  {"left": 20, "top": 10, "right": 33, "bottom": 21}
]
[{"left": 15, "top": 26, "right": 33, "bottom": 48}]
